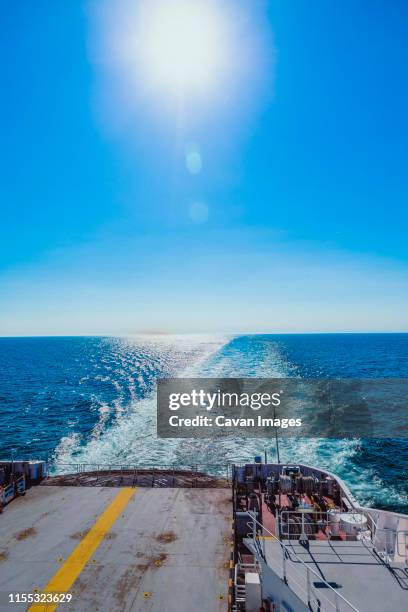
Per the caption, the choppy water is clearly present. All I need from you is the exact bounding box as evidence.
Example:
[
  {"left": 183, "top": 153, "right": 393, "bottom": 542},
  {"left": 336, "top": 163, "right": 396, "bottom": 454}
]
[{"left": 0, "top": 334, "right": 407, "bottom": 513}]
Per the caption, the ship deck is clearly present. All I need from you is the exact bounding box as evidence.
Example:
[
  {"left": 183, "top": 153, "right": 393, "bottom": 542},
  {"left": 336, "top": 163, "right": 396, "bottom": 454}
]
[
  {"left": 255, "top": 538, "right": 408, "bottom": 612},
  {"left": 0, "top": 485, "right": 231, "bottom": 611}
]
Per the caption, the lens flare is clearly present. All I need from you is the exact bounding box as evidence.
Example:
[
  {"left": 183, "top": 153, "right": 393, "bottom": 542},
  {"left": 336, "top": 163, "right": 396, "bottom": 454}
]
[
  {"left": 185, "top": 143, "right": 202, "bottom": 174},
  {"left": 189, "top": 201, "right": 209, "bottom": 223}
]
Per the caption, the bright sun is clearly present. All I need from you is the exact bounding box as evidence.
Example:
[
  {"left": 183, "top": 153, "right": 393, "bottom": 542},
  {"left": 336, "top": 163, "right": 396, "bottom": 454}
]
[{"left": 137, "top": 0, "right": 225, "bottom": 93}]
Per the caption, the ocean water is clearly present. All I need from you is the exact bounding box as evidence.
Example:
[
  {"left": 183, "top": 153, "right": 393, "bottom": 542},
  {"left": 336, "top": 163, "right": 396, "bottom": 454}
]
[{"left": 0, "top": 334, "right": 407, "bottom": 513}]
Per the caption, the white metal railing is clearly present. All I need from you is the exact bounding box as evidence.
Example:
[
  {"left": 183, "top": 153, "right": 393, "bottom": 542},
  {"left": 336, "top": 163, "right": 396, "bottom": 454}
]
[
  {"left": 244, "top": 511, "right": 360, "bottom": 612},
  {"left": 279, "top": 510, "right": 371, "bottom": 543},
  {"left": 368, "top": 522, "right": 397, "bottom": 564},
  {"left": 361, "top": 509, "right": 378, "bottom": 536},
  {"left": 234, "top": 562, "right": 251, "bottom": 603},
  {"left": 376, "top": 528, "right": 395, "bottom": 554},
  {"left": 280, "top": 509, "right": 329, "bottom": 539},
  {"left": 359, "top": 510, "right": 408, "bottom": 566},
  {"left": 396, "top": 530, "right": 408, "bottom": 562},
  {"left": 360, "top": 511, "right": 408, "bottom": 565}
]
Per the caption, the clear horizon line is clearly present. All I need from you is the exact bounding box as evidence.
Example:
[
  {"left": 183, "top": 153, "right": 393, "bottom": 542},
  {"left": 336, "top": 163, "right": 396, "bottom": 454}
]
[{"left": 0, "top": 330, "right": 408, "bottom": 339}]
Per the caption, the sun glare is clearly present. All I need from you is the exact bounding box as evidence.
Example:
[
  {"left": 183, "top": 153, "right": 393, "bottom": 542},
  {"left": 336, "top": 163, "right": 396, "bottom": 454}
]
[
  {"left": 137, "top": 0, "right": 225, "bottom": 93},
  {"left": 91, "top": 0, "right": 272, "bottom": 122}
]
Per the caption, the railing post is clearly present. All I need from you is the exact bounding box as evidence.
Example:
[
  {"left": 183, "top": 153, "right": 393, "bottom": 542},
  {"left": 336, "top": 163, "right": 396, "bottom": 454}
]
[
  {"left": 244, "top": 509, "right": 358, "bottom": 612},
  {"left": 251, "top": 511, "right": 257, "bottom": 541},
  {"left": 282, "top": 545, "right": 287, "bottom": 584},
  {"left": 335, "top": 590, "right": 340, "bottom": 612}
]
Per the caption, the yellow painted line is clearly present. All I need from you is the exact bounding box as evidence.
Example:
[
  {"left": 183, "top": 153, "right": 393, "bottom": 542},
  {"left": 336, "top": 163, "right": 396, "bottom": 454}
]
[
  {"left": 259, "top": 535, "right": 279, "bottom": 540},
  {"left": 29, "top": 487, "right": 137, "bottom": 612}
]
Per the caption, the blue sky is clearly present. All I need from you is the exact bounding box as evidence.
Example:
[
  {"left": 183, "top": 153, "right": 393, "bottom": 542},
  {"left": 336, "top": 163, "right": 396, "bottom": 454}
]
[{"left": 1, "top": 0, "right": 408, "bottom": 335}]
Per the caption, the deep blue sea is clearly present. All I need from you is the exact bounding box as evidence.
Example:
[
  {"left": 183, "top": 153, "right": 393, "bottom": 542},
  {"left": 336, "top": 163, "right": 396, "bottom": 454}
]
[{"left": 0, "top": 334, "right": 407, "bottom": 513}]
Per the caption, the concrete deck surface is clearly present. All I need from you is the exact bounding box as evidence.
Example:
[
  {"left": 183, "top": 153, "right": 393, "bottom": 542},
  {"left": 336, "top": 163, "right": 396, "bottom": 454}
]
[{"left": 0, "top": 486, "right": 231, "bottom": 611}]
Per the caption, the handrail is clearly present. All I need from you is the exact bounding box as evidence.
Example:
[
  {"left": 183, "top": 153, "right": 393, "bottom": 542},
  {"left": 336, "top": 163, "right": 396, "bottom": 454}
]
[
  {"left": 49, "top": 462, "right": 232, "bottom": 482},
  {"left": 52, "top": 462, "right": 231, "bottom": 473},
  {"left": 396, "top": 530, "right": 408, "bottom": 559},
  {"left": 246, "top": 522, "right": 331, "bottom": 612},
  {"left": 243, "top": 511, "right": 360, "bottom": 612},
  {"left": 247, "top": 523, "right": 323, "bottom": 611},
  {"left": 279, "top": 509, "right": 372, "bottom": 543},
  {"left": 280, "top": 509, "right": 331, "bottom": 539}
]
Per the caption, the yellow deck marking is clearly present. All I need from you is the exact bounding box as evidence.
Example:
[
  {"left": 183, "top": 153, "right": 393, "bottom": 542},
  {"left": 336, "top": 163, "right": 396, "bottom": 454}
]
[{"left": 29, "top": 487, "right": 137, "bottom": 612}]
